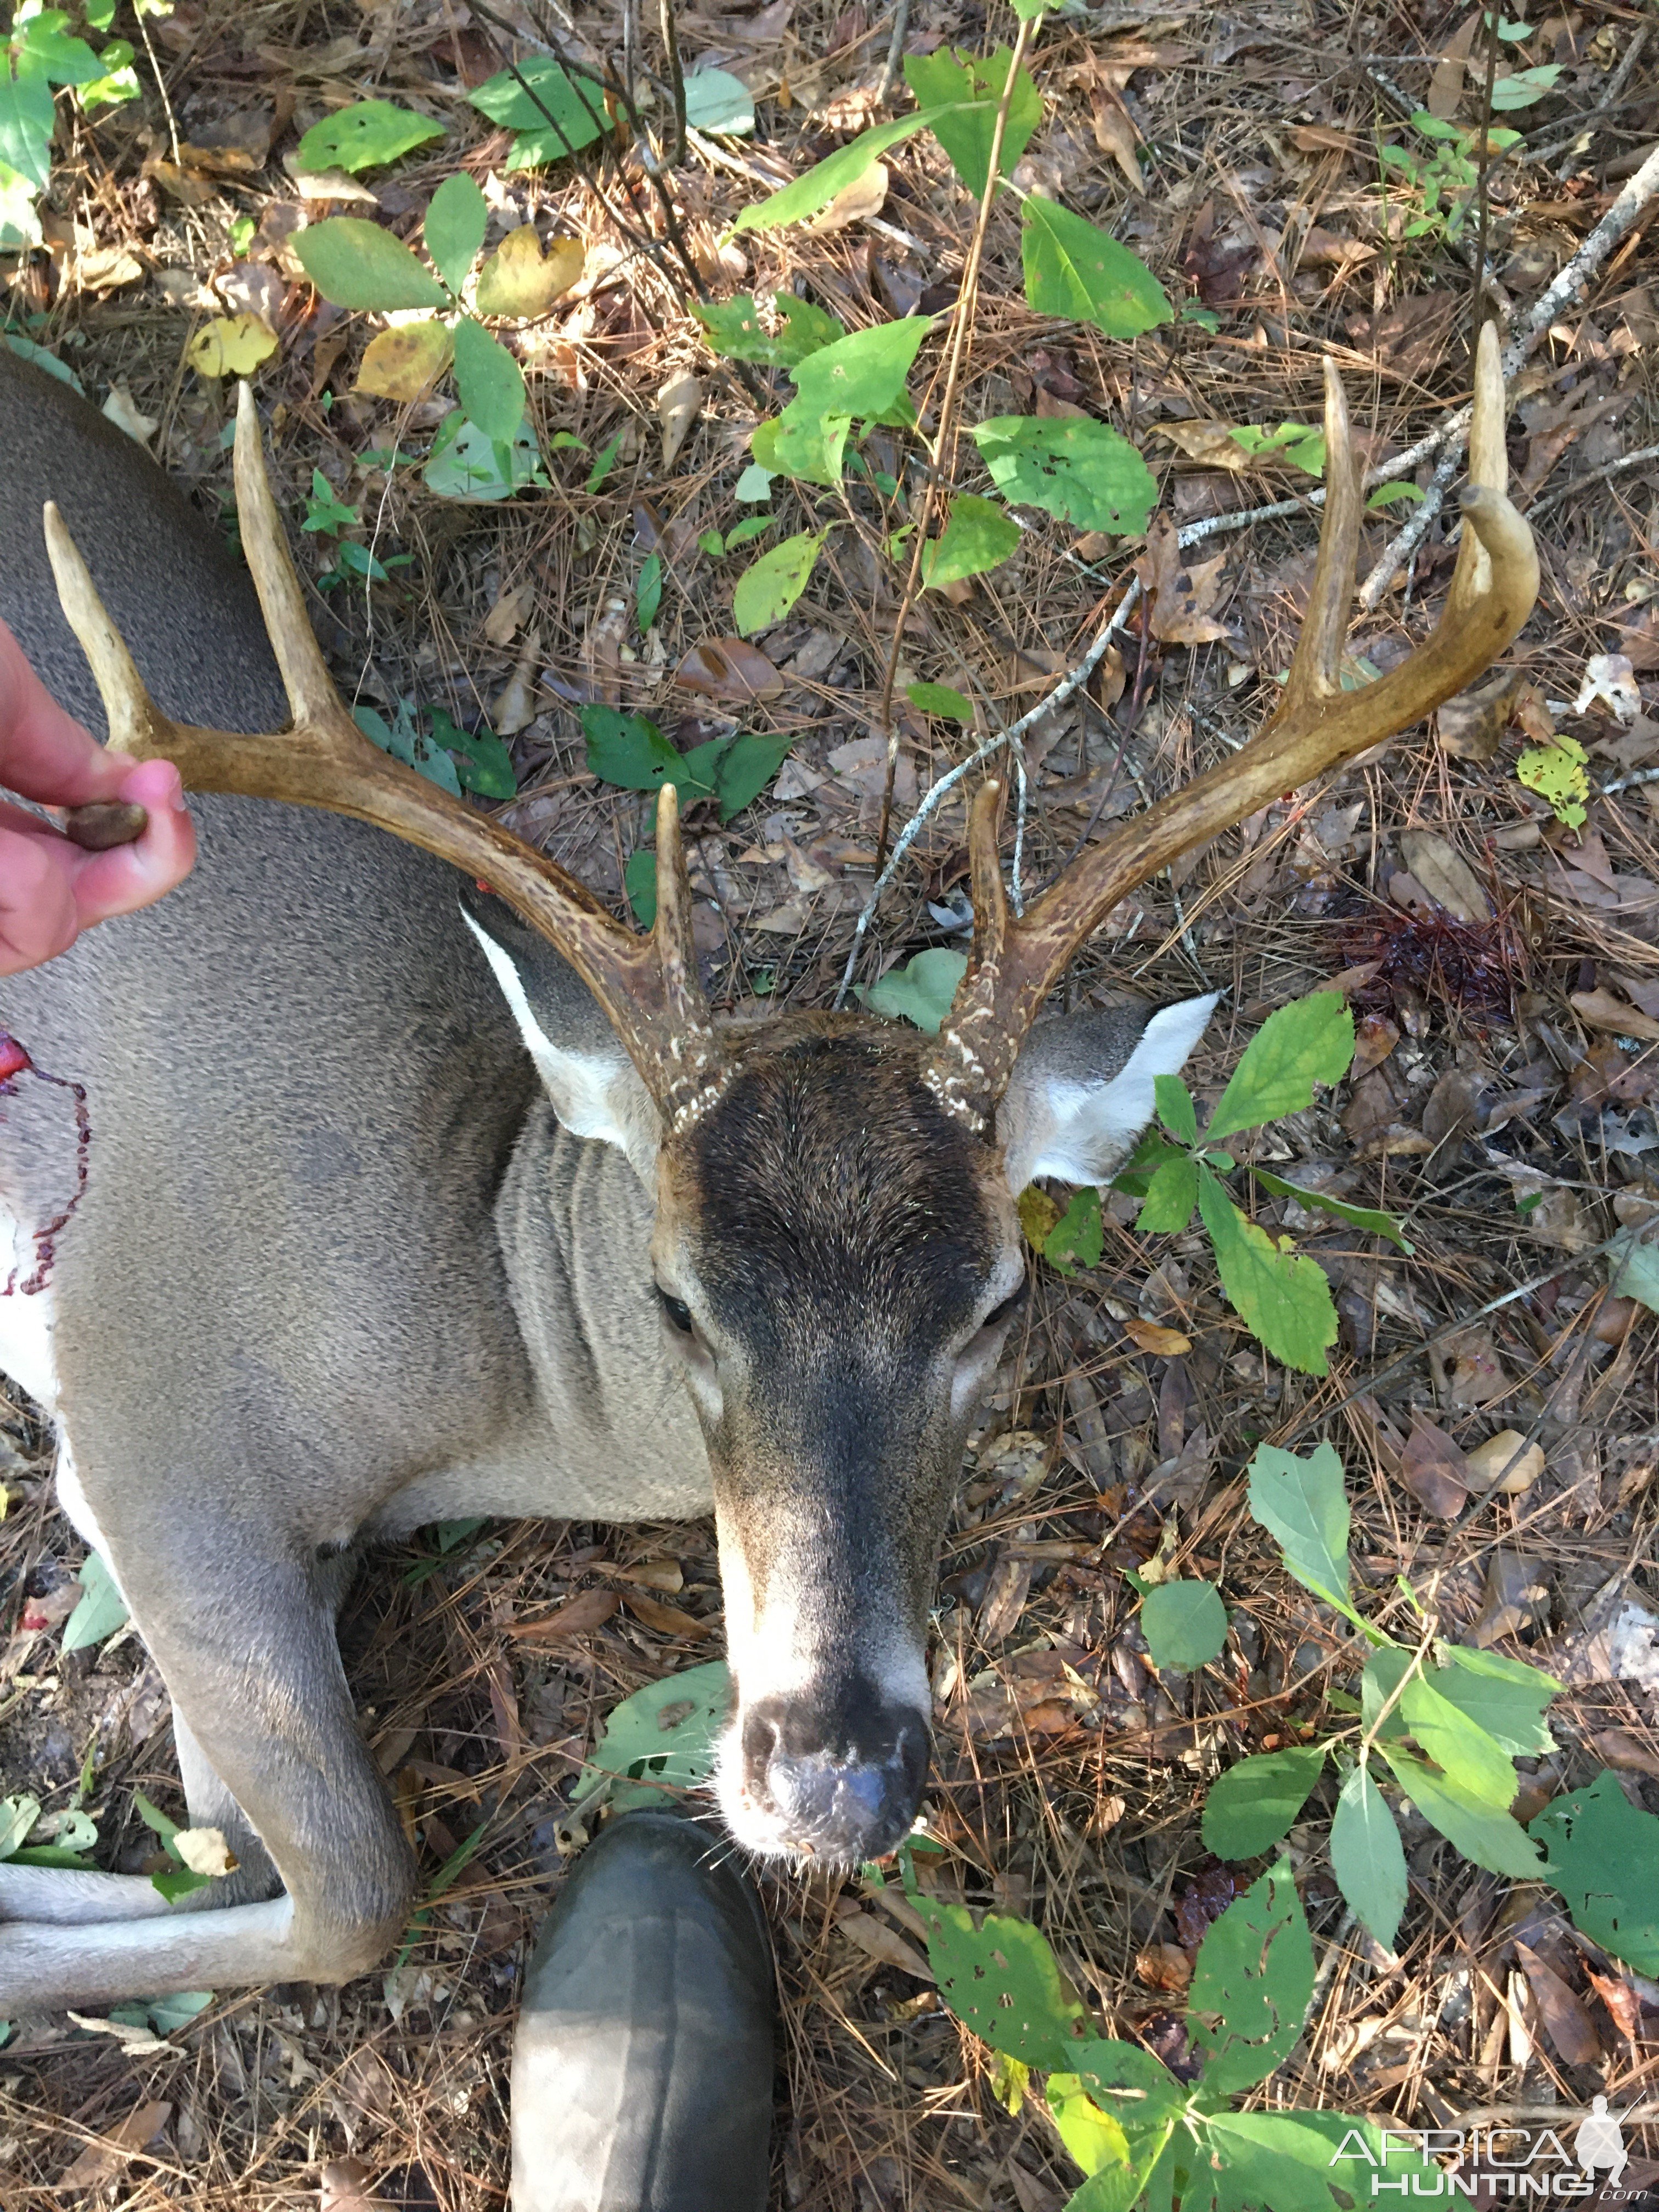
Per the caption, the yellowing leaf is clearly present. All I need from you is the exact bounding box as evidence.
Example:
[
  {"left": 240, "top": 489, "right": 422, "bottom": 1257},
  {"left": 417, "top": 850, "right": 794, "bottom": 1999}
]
[
  {"left": 474, "top": 225, "right": 585, "bottom": 318},
  {"left": 185, "top": 313, "right": 278, "bottom": 378},
  {"left": 1517, "top": 730, "right": 1589, "bottom": 829},
  {"left": 355, "top": 318, "right": 453, "bottom": 401}
]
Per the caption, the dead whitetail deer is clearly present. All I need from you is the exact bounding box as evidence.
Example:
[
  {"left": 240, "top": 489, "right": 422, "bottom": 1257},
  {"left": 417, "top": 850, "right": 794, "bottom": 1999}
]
[{"left": 0, "top": 330, "right": 1534, "bottom": 2010}]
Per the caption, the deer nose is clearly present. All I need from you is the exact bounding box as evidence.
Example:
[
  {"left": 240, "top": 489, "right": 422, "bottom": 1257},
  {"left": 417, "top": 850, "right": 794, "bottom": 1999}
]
[{"left": 741, "top": 1694, "right": 929, "bottom": 1864}]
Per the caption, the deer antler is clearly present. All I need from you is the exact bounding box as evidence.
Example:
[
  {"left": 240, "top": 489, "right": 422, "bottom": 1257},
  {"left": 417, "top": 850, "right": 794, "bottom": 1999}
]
[
  {"left": 924, "top": 320, "right": 1539, "bottom": 1133},
  {"left": 42, "top": 382, "right": 727, "bottom": 1132}
]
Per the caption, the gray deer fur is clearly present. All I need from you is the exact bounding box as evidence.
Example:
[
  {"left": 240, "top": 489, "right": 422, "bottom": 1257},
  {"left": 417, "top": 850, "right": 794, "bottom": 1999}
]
[{"left": 0, "top": 349, "right": 1215, "bottom": 2010}]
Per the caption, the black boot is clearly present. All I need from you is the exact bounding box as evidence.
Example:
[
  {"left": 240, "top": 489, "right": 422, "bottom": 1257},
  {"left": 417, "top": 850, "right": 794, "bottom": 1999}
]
[{"left": 511, "top": 1812, "right": 775, "bottom": 2212}]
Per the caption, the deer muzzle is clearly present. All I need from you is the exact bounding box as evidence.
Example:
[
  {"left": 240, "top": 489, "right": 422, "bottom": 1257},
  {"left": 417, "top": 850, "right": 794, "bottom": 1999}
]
[{"left": 737, "top": 1684, "right": 930, "bottom": 1865}]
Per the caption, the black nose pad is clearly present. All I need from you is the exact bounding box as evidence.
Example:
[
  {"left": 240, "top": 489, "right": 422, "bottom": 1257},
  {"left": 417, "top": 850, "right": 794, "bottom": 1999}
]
[{"left": 742, "top": 1694, "right": 930, "bottom": 1863}]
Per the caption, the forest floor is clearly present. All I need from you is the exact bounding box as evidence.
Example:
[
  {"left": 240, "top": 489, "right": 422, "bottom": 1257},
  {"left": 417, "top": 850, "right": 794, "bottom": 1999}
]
[{"left": 1, "top": 0, "right": 1657, "bottom": 2206}]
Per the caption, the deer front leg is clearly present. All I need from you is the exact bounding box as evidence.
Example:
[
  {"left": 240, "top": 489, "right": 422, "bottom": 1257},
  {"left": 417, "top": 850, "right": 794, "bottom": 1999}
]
[{"left": 0, "top": 1541, "right": 415, "bottom": 2013}]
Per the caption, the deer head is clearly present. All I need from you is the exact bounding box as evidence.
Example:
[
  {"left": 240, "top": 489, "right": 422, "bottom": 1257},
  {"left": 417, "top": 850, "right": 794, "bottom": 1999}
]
[{"left": 43, "top": 328, "right": 1536, "bottom": 1866}]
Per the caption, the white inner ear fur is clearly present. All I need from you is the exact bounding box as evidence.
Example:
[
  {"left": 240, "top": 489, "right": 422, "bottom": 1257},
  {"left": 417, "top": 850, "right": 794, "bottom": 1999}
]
[
  {"left": 1001, "top": 991, "right": 1220, "bottom": 1191},
  {"left": 461, "top": 908, "right": 660, "bottom": 1179}
]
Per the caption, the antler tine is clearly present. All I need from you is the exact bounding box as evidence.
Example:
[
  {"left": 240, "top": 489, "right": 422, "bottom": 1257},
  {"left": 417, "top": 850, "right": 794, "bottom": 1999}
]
[
  {"left": 43, "top": 382, "right": 726, "bottom": 1131},
  {"left": 923, "top": 331, "right": 1539, "bottom": 1132}
]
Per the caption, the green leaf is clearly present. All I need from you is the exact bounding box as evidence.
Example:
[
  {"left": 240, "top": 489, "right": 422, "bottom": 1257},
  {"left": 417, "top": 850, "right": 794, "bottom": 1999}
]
[
  {"left": 713, "top": 732, "right": 793, "bottom": 822},
  {"left": 0, "top": 156, "right": 41, "bottom": 251},
  {"left": 1070, "top": 2036, "right": 1183, "bottom": 2117},
  {"left": 1330, "top": 1764, "right": 1408, "bottom": 1949},
  {"left": 1246, "top": 1441, "right": 1354, "bottom": 1616},
  {"left": 682, "top": 66, "right": 754, "bottom": 134},
  {"left": 422, "top": 409, "right": 546, "bottom": 502},
  {"left": 856, "top": 947, "right": 968, "bottom": 1035},
  {"left": 0, "top": 64, "right": 55, "bottom": 189},
  {"left": 903, "top": 45, "right": 1042, "bottom": 196},
  {"left": 1153, "top": 1075, "right": 1198, "bottom": 1145},
  {"left": 1609, "top": 1220, "right": 1659, "bottom": 1310},
  {"left": 1045, "top": 1187, "right": 1103, "bottom": 1274},
  {"left": 1366, "top": 479, "right": 1425, "bottom": 511},
  {"left": 452, "top": 316, "right": 526, "bottom": 443},
  {"left": 1531, "top": 1770, "right": 1659, "bottom": 1973},
  {"left": 301, "top": 469, "right": 359, "bottom": 533},
  {"left": 571, "top": 1660, "right": 732, "bottom": 1812},
  {"left": 61, "top": 1550, "right": 130, "bottom": 1651},
  {"left": 580, "top": 706, "right": 715, "bottom": 801},
  {"left": 1141, "top": 1579, "right": 1227, "bottom": 1671},
  {"left": 735, "top": 461, "right": 774, "bottom": 501},
  {"left": 1201, "top": 1746, "right": 1326, "bottom": 1860},
  {"left": 355, "top": 701, "right": 459, "bottom": 796},
  {"left": 151, "top": 1863, "right": 213, "bottom": 1902},
  {"left": 294, "top": 218, "right": 448, "bottom": 312},
  {"left": 1135, "top": 1153, "right": 1198, "bottom": 1235},
  {"left": 1020, "top": 198, "right": 1171, "bottom": 338},
  {"left": 920, "top": 493, "right": 1020, "bottom": 588},
  {"left": 468, "top": 57, "right": 606, "bottom": 150},
  {"left": 1229, "top": 420, "right": 1326, "bottom": 478},
  {"left": 428, "top": 707, "right": 516, "bottom": 800},
  {"left": 791, "top": 315, "right": 932, "bottom": 421},
  {"left": 1189, "top": 1860, "right": 1314, "bottom": 2093},
  {"left": 1489, "top": 63, "right": 1562, "bottom": 109},
  {"left": 1399, "top": 1673, "right": 1516, "bottom": 1810},
  {"left": 0, "top": 1794, "right": 41, "bottom": 1859},
  {"left": 1381, "top": 1750, "right": 1544, "bottom": 1878},
  {"left": 1249, "top": 1167, "right": 1413, "bottom": 1252},
  {"left": 907, "top": 682, "right": 973, "bottom": 723},
  {"left": 730, "top": 111, "right": 940, "bottom": 234},
  {"left": 972, "top": 415, "right": 1156, "bottom": 535},
  {"left": 693, "top": 291, "right": 844, "bottom": 368},
  {"left": 1435, "top": 1645, "right": 1559, "bottom": 1757},
  {"left": 1046, "top": 2080, "right": 1133, "bottom": 2182},
  {"left": 1188, "top": 2110, "right": 1438, "bottom": 2212},
  {"left": 295, "top": 99, "right": 443, "bottom": 176},
  {"left": 624, "top": 848, "right": 657, "bottom": 928},
  {"left": 732, "top": 528, "right": 826, "bottom": 635},
  {"left": 636, "top": 550, "right": 663, "bottom": 633},
  {"left": 1360, "top": 1647, "right": 1412, "bottom": 1741},
  {"left": 1207, "top": 990, "right": 1355, "bottom": 1142},
  {"left": 916, "top": 1897, "right": 1088, "bottom": 2068},
  {"left": 13, "top": 15, "right": 101, "bottom": 84},
  {"left": 425, "top": 170, "right": 487, "bottom": 295},
  {"left": 755, "top": 407, "right": 851, "bottom": 487},
  {"left": 1198, "top": 1165, "right": 1339, "bottom": 1378}
]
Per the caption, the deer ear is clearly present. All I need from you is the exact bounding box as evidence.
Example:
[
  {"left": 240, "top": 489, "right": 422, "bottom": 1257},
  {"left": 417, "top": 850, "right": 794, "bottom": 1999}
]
[
  {"left": 460, "top": 889, "right": 661, "bottom": 1181},
  {"left": 998, "top": 993, "right": 1220, "bottom": 1192}
]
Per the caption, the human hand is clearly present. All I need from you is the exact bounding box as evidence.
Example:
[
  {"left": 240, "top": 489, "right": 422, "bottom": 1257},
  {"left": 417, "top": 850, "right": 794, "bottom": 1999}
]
[{"left": 0, "top": 616, "right": 195, "bottom": 976}]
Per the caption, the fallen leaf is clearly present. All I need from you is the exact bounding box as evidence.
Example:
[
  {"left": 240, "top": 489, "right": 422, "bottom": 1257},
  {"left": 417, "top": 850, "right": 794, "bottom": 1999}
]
[
  {"left": 1584, "top": 1968, "right": 1644, "bottom": 2040},
  {"left": 320, "top": 2154, "right": 397, "bottom": 2212},
  {"left": 834, "top": 1904, "right": 933, "bottom": 1979},
  {"left": 1571, "top": 987, "right": 1659, "bottom": 1045},
  {"left": 1136, "top": 512, "right": 1230, "bottom": 646},
  {"left": 483, "top": 580, "right": 535, "bottom": 646},
  {"left": 617, "top": 1557, "right": 684, "bottom": 1593},
  {"left": 1575, "top": 652, "right": 1641, "bottom": 725},
  {"left": 620, "top": 1590, "right": 712, "bottom": 1639},
  {"left": 1446, "top": 1331, "right": 1509, "bottom": 1410},
  {"left": 1514, "top": 1942, "right": 1601, "bottom": 2066},
  {"left": 1088, "top": 89, "right": 1142, "bottom": 192},
  {"left": 100, "top": 382, "right": 158, "bottom": 446},
  {"left": 1352, "top": 1013, "right": 1399, "bottom": 1074},
  {"left": 978, "top": 1555, "right": 1032, "bottom": 1646},
  {"left": 1587, "top": 1728, "right": 1659, "bottom": 1782},
  {"left": 1399, "top": 830, "right": 1488, "bottom": 923},
  {"left": 173, "top": 1825, "right": 236, "bottom": 1877},
  {"left": 657, "top": 373, "right": 703, "bottom": 470},
  {"left": 492, "top": 632, "right": 541, "bottom": 737},
  {"left": 58, "top": 2101, "right": 172, "bottom": 2191},
  {"left": 1400, "top": 1419, "right": 1470, "bottom": 1518},
  {"left": 673, "top": 638, "right": 784, "bottom": 702},
  {"left": 1155, "top": 419, "right": 1255, "bottom": 471},
  {"left": 805, "top": 160, "right": 888, "bottom": 233},
  {"left": 1122, "top": 1317, "right": 1192, "bottom": 1356},
  {"left": 356, "top": 319, "right": 452, "bottom": 401},
  {"left": 1135, "top": 1942, "right": 1193, "bottom": 1993},
  {"left": 185, "top": 313, "right": 279, "bottom": 378},
  {"left": 1427, "top": 11, "right": 1480, "bottom": 117},
  {"left": 1299, "top": 225, "right": 1373, "bottom": 268},
  {"left": 475, "top": 227, "right": 584, "bottom": 319},
  {"left": 505, "top": 1588, "right": 619, "bottom": 1640},
  {"left": 1437, "top": 670, "right": 1523, "bottom": 763},
  {"left": 73, "top": 244, "right": 145, "bottom": 290},
  {"left": 1465, "top": 1429, "right": 1544, "bottom": 1496},
  {"left": 1474, "top": 1549, "right": 1550, "bottom": 1645}
]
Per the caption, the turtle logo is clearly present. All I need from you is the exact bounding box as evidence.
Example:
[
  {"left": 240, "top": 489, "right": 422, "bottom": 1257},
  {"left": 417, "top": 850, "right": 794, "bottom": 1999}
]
[{"left": 1575, "top": 2098, "right": 1629, "bottom": 2191}]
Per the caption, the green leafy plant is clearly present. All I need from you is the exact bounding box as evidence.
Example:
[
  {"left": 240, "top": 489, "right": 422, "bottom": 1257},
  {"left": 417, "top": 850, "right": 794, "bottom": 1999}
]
[
  {"left": 60, "top": 1545, "right": 128, "bottom": 1650},
  {"left": 354, "top": 695, "right": 516, "bottom": 800},
  {"left": 855, "top": 945, "right": 970, "bottom": 1035},
  {"left": 1108, "top": 990, "right": 1410, "bottom": 1376},
  {"left": 686, "top": 43, "right": 1169, "bottom": 625},
  {"left": 300, "top": 467, "right": 414, "bottom": 592},
  {"left": 0, "top": 0, "right": 143, "bottom": 248},
  {"left": 579, "top": 705, "right": 793, "bottom": 829},
  {"left": 295, "top": 172, "right": 577, "bottom": 470},
  {"left": 905, "top": 1853, "right": 1438, "bottom": 2212},
  {"left": 1378, "top": 112, "right": 1525, "bottom": 243}
]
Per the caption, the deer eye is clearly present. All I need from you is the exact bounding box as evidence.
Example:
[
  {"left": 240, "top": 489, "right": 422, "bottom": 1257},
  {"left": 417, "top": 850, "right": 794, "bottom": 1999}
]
[
  {"left": 657, "top": 1288, "right": 695, "bottom": 1335},
  {"left": 982, "top": 1280, "right": 1028, "bottom": 1331}
]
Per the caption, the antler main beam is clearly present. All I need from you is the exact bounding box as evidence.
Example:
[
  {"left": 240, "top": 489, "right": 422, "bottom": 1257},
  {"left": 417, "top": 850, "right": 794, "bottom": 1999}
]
[
  {"left": 926, "top": 321, "right": 1539, "bottom": 1131},
  {"left": 43, "top": 383, "right": 726, "bottom": 1131}
]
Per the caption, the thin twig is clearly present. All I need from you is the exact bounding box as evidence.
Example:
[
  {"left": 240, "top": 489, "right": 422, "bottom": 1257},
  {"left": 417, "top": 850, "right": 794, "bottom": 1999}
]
[
  {"left": 659, "top": 0, "right": 686, "bottom": 166},
  {"left": 1357, "top": 138, "right": 1659, "bottom": 607},
  {"left": 1525, "top": 436, "right": 1659, "bottom": 522},
  {"left": 874, "top": 14, "right": 1040, "bottom": 863},
  {"left": 1471, "top": 8, "right": 1502, "bottom": 354},
  {"left": 878, "top": 0, "right": 912, "bottom": 106}
]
